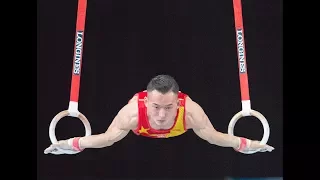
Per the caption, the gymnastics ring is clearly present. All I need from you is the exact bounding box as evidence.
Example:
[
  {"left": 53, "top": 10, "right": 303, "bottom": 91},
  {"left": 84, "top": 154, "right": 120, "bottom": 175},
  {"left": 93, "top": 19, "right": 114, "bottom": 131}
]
[
  {"left": 228, "top": 109, "right": 270, "bottom": 154},
  {"left": 49, "top": 110, "right": 91, "bottom": 154}
]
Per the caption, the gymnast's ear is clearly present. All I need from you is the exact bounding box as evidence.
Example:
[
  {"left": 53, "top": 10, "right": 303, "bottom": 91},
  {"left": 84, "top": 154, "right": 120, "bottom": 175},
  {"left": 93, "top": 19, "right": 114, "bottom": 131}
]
[{"left": 144, "top": 96, "right": 148, "bottom": 107}]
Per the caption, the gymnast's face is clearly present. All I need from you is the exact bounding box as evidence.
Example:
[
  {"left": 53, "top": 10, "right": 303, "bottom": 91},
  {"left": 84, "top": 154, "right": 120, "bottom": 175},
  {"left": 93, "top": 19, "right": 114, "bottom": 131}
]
[{"left": 145, "top": 90, "right": 179, "bottom": 127}]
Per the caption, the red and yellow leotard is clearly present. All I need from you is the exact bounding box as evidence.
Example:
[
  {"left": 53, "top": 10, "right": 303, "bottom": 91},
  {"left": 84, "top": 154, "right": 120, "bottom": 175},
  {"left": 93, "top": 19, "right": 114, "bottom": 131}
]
[{"left": 132, "top": 91, "right": 188, "bottom": 138}]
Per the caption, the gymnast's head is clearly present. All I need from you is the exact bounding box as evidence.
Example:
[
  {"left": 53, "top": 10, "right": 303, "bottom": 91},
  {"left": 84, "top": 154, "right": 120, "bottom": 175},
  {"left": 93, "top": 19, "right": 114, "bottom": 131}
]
[{"left": 145, "top": 75, "right": 180, "bottom": 127}]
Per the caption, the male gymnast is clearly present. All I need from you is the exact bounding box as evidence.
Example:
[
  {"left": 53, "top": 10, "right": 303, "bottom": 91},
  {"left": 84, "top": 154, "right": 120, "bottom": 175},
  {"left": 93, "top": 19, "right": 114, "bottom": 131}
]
[{"left": 44, "top": 74, "right": 274, "bottom": 154}]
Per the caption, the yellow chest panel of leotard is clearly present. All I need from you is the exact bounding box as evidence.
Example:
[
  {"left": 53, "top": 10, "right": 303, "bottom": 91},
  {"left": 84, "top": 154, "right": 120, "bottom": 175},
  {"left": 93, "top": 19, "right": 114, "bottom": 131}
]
[{"left": 135, "top": 106, "right": 187, "bottom": 138}]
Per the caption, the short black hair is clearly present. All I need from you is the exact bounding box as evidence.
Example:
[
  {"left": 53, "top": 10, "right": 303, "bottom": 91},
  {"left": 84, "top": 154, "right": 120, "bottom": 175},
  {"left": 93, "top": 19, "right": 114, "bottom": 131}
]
[{"left": 147, "top": 74, "right": 179, "bottom": 94}]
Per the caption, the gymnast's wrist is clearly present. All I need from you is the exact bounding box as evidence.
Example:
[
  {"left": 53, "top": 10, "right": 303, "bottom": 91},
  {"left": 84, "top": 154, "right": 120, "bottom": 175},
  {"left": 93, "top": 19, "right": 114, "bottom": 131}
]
[
  {"left": 234, "top": 137, "right": 251, "bottom": 151},
  {"left": 67, "top": 137, "right": 84, "bottom": 151}
]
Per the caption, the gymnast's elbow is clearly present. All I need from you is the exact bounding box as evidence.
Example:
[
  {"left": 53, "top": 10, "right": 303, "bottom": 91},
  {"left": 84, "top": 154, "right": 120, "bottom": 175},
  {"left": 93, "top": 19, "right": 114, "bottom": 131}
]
[{"left": 94, "top": 133, "right": 118, "bottom": 148}]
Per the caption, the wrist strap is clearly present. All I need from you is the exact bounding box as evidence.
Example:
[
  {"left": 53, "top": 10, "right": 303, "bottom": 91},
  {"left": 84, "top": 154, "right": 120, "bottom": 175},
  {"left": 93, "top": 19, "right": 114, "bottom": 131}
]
[
  {"left": 236, "top": 137, "right": 247, "bottom": 151},
  {"left": 70, "top": 137, "right": 83, "bottom": 151}
]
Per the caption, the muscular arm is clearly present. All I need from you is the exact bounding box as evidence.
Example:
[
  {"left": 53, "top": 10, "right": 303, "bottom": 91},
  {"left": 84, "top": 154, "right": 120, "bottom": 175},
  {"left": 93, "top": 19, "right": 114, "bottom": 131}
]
[
  {"left": 79, "top": 102, "right": 137, "bottom": 149},
  {"left": 186, "top": 98, "right": 240, "bottom": 149}
]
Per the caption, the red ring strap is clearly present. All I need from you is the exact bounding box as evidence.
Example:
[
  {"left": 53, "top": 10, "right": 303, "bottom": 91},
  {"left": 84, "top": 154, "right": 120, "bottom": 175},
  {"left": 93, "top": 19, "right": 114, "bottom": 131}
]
[
  {"left": 72, "top": 137, "right": 83, "bottom": 151},
  {"left": 237, "top": 137, "right": 247, "bottom": 151}
]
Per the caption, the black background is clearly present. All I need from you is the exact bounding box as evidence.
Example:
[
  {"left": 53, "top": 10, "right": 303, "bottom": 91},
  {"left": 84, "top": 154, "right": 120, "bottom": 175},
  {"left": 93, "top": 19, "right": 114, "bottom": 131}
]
[{"left": 37, "top": 0, "right": 282, "bottom": 179}]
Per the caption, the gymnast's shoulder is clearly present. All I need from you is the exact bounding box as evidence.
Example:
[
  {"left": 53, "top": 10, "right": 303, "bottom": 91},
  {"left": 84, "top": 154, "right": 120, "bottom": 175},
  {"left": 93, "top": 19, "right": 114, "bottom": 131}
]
[
  {"left": 184, "top": 96, "right": 208, "bottom": 129},
  {"left": 116, "top": 96, "right": 139, "bottom": 129}
]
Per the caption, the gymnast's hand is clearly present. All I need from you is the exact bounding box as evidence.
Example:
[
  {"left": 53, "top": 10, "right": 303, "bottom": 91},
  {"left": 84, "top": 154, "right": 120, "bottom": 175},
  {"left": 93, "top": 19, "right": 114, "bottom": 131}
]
[
  {"left": 44, "top": 138, "right": 79, "bottom": 154},
  {"left": 236, "top": 138, "right": 274, "bottom": 153},
  {"left": 249, "top": 140, "right": 274, "bottom": 152}
]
